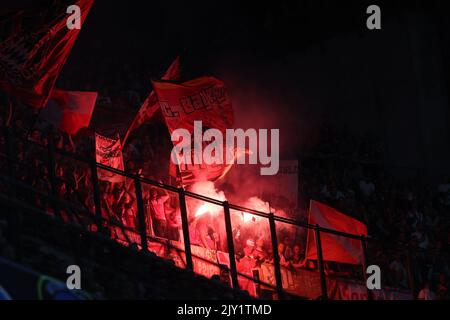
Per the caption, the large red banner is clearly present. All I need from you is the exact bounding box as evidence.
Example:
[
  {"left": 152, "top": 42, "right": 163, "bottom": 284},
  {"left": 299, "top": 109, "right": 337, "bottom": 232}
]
[
  {"left": 0, "top": 0, "right": 94, "bottom": 108},
  {"left": 305, "top": 200, "right": 368, "bottom": 265},
  {"left": 152, "top": 77, "right": 234, "bottom": 185}
]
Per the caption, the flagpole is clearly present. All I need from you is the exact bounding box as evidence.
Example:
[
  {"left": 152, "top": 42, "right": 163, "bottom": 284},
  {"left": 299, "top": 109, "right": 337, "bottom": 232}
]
[
  {"left": 176, "top": 163, "right": 183, "bottom": 188},
  {"left": 121, "top": 117, "right": 136, "bottom": 151},
  {"left": 68, "top": 133, "right": 76, "bottom": 152},
  {"left": 6, "top": 96, "right": 13, "bottom": 127}
]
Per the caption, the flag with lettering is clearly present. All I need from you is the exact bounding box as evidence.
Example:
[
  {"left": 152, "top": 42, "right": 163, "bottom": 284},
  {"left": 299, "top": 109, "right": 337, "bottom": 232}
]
[
  {"left": 41, "top": 89, "right": 97, "bottom": 135},
  {"left": 0, "top": 0, "right": 94, "bottom": 108},
  {"left": 152, "top": 76, "right": 234, "bottom": 185},
  {"left": 305, "top": 200, "right": 368, "bottom": 265},
  {"left": 95, "top": 133, "right": 125, "bottom": 183}
]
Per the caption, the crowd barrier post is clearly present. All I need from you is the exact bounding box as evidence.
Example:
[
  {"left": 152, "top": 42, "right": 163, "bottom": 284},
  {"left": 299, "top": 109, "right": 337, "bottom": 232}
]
[
  {"left": 134, "top": 178, "right": 148, "bottom": 252},
  {"left": 4, "top": 126, "right": 448, "bottom": 301},
  {"left": 89, "top": 160, "right": 103, "bottom": 231},
  {"left": 315, "top": 224, "right": 328, "bottom": 300},
  {"left": 360, "top": 235, "right": 373, "bottom": 300},
  {"left": 223, "top": 201, "right": 239, "bottom": 290},
  {"left": 178, "top": 188, "right": 194, "bottom": 271},
  {"left": 47, "top": 135, "right": 60, "bottom": 218},
  {"left": 268, "top": 212, "right": 285, "bottom": 299}
]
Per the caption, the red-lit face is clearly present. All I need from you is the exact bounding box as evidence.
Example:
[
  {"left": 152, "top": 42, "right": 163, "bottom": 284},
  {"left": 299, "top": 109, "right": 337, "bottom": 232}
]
[
  {"left": 278, "top": 243, "right": 285, "bottom": 254},
  {"left": 256, "top": 238, "right": 264, "bottom": 248},
  {"left": 31, "top": 130, "right": 40, "bottom": 140}
]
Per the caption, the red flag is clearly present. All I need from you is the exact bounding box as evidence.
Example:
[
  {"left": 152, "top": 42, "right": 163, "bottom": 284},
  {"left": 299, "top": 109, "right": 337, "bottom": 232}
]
[
  {"left": 152, "top": 76, "right": 234, "bottom": 185},
  {"left": 41, "top": 89, "right": 97, "bottom": 135},
  {"left": 305, "top": 200, "right": 367, "bottom": 265},
  {"left": 161, "top": 56, "right": 181, "bottom": 81},
  {"left": 122, "top": 56, "right": 181, "bottom": 147},
  {"left": 95, "top": 133, "right": 125, "bottom": 183},
  {"left": 0, "top": 0, "right": 94, "bottom": 108}
]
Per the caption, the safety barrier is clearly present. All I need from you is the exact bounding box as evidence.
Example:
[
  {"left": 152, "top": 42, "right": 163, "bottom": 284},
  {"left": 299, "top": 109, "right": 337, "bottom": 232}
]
[{"left": 0, "top": 127, "right": 429, "bottom": 300}]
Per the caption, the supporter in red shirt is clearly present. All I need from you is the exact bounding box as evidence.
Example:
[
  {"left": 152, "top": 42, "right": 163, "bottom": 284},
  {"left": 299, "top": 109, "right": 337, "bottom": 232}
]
[
  {"left": 237, "top": 239, "right": 257, "bottom": 296},
  {"left": 149, "top": 188, "right": 170, "bottom": 238}
]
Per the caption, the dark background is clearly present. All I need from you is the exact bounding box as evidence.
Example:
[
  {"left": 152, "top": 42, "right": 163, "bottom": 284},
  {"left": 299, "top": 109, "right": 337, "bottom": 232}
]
[
  {"left": 0, "top": 2, "right": 449, "bottom": 301},
  {"left": 3, "top": 0, "right": 450, "bottom": 181}
]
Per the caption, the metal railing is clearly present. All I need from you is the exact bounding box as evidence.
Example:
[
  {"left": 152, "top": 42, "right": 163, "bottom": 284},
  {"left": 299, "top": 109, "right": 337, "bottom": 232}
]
[{"left": 0, "top": 126, "right": 429, "bottom": 300}]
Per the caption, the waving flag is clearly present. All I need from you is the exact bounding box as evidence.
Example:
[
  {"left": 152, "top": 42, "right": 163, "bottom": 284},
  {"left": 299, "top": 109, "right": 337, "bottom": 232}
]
[
  {"left": 305, "top": 200, "right": 367, "bottom": 265},
  {"left": 41, "top": 89, "right": 97, "bottom": 135},
  {"left": 152, "top": 76, "right": 234, "bottom": 185},
  {"left": 95, "top": 133, "right": 125, "bottom": 183},
  {"left": 122, "top": 56, "right": 181, "bottom": 147},
  {"left": 0, "top": 0, "right": 94, "bottom": 108}
]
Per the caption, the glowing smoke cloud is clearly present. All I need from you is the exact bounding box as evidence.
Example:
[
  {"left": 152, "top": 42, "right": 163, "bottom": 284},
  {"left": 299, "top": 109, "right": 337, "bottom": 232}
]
[{"left": 190, "top": 181, "right": 227, "bottom": 218}]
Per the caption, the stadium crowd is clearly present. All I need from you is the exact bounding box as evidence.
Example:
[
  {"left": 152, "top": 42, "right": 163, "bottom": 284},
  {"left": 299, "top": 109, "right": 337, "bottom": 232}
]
[
  {"left": 0, "top": 0, "right": 449, "bottom": 301},
  {"left": 299, "top": 121, "right": 450, "bottom": 298},
  {"left": 0, "top": 95, "right": 449, "bottom": 299}
]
